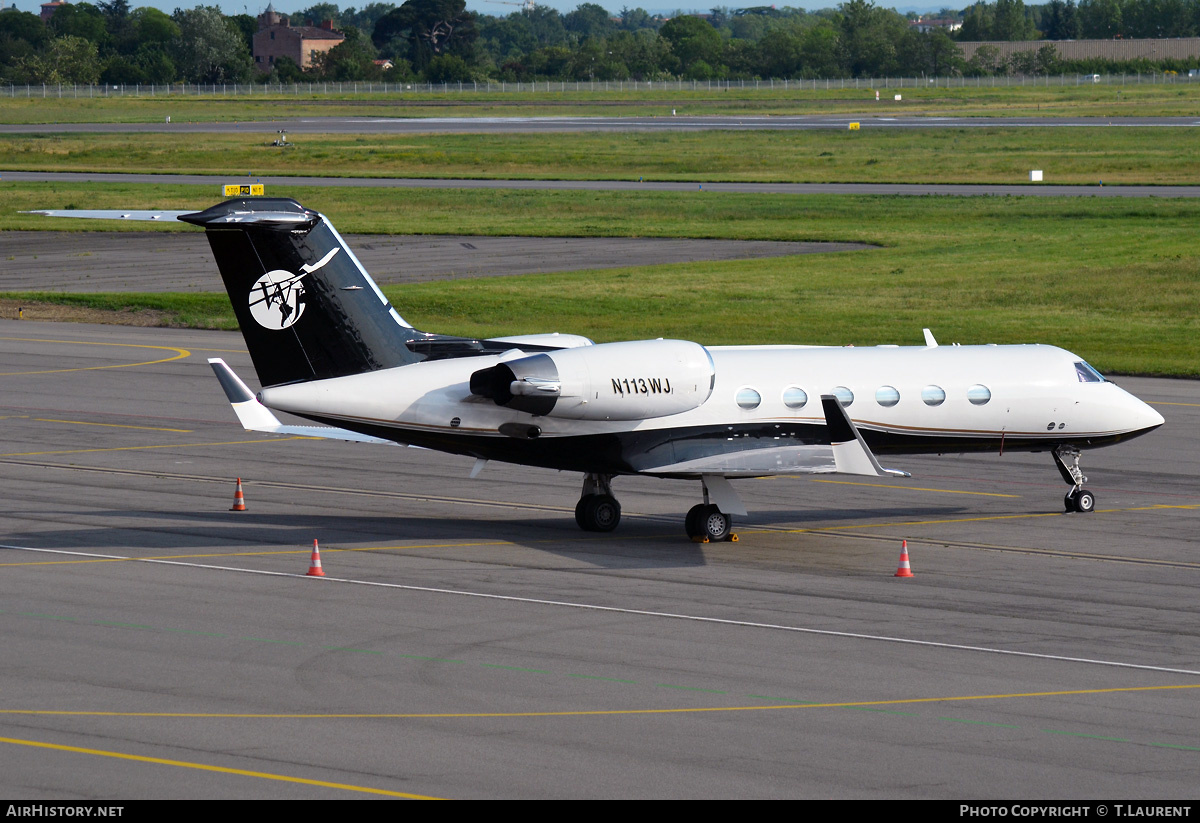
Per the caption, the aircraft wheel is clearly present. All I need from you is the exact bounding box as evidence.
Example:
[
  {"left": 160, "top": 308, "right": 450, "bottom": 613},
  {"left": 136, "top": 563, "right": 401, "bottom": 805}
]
[
  {"left": 583, "top": 494, "right": 621, "bottom": 532},
  {"left": 575, "top": 495, "right": 597, "bottom": 530},
  {"left": 1073, "top": 489, "right": 1096, "bottom": 513},
  {"left": 1064, "top": 491, "right": 1076, "bottom": 513},
  {"left": 701, "top": 505, "right": 731, "bottom": 542},
  {"left": 685, "top": 504, "right": 708, "bottom": 539}
]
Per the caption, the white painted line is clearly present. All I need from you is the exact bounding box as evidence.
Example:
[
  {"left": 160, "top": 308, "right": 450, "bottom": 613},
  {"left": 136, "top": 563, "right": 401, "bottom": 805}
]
[{"left": 4, "top": 543, "right": 1199, "bottom": 677}]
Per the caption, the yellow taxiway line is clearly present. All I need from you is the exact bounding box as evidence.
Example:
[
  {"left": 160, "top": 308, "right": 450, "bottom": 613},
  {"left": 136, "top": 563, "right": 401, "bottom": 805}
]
[{"left": 0, "top": 735, "right": 439, "bottom": 799}]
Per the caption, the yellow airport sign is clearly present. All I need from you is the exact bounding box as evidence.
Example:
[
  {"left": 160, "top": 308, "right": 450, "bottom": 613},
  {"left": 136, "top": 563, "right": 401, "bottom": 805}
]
[
  {"left": 223, "top": 184, "right": 265, "bottom": 197},
  {"left": 848, "top": 122, "right": 860, "bottom": 130}
]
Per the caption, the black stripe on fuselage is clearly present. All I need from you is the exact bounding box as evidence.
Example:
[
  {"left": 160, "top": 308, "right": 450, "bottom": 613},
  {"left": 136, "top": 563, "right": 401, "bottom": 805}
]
[{"left": 281, "top": 414, "right": 1162, "bottom": 475}]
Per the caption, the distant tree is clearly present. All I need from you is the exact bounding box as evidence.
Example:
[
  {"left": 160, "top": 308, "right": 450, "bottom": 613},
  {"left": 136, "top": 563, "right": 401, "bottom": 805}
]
[
  {"left": 0, "top": 9, "right": 50, "bottom": 50},
  {"left": 993, "top": 0, "right": 1034, "bottom": 39},
  {"left": 312, "top": 25, "right": 383, "bottom": 80},
  {"left": 425, "top": 51, "right": 473, "bottom": 81},
  {"left": 1041, "top": 0, "right": 1080, "bottom": 40},
  {"left": 133, "top": 7, "right": 180, "bottom": 47},
  {"left": 228, "top": 14, "right": 257, "bottom": 55},
  {"left": 967, "top": 42, "right": 1002, "bottom": 74},
  {"left": 342, "top": 3, "right": 398, "bottom": 38},
  {"left": 958, "top": 2, "right": 994, "bottom": 39},
  {"left": 927, "top": 27, "right": 964, "bottom": 75},
  {"left": 1078, "top": 0, "right": 1123, "bottom": 37},
  {"left": 373, "top": 0, "right": 478, "bottom": 71},
  {"left": 800, "top": 22, "right": 841, "bottom": 77},
  {"left": 172, "top": 7, "right": 252, "bottom": 83},
  {"left": 298, "top": 3, "right": 342, "bottom": 26},
  {"left": 20, "top": 35, "right": 102, "bottom": 83},
  {"left": 618, "top": 6, "right": 655, "bottom": 31},
  {"left": 564, "top": 3, "right": 615, "bottom": 40},
  {"left": 657, "top": 14, "right": 722, "bottom": 76},
  {"left": 48, "top": 3, "right": 110, "bottom": 46},
  {"left": 268, "top": 55, "right": 306, "bottom": 83}
]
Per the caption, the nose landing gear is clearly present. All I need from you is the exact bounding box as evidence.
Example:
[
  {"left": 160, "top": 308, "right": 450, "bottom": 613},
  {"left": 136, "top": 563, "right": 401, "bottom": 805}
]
[{"left": 1054, "top": 446, "right": 1096, "bottom": 513}]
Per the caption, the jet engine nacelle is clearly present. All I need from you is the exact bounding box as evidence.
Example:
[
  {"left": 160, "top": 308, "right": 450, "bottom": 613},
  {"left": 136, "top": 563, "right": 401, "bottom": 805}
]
[{"left": 469, "top": 339, "right": 715, "bottom": 420}]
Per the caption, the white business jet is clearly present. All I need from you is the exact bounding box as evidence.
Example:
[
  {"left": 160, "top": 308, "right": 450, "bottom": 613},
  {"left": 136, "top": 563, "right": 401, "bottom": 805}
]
[{"left": 37, "top": 198, "right": 1166, "bottom": 541}]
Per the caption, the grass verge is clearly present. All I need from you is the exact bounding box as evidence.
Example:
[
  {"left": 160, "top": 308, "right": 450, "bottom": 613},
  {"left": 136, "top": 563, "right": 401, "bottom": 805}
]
[
  {"left": 2, "top": 127, "right": 1199, "bottom": 185},
  {"left": 2, "top": 82, "right": 1200, "bottom": 122}
]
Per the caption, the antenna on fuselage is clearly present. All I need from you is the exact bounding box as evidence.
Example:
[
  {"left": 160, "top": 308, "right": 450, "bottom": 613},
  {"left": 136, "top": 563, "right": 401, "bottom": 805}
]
[{"left": 922, "top": 328, "right": 938, "bottom": 348}]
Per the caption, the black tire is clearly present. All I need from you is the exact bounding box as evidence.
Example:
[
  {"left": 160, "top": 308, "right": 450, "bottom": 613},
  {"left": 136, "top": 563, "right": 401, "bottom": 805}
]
[
  {"left": 1074, "top": 488, "right": 1096, "bottom": 513},
  {"left": 685, "top": 504, "right": 708, "bottom": 539},
  {"left": 584, "top": 494, "right": 621, "bottom": 532},
  {"left": 1064, "top": 491, "right": 1077, "bottom": 513},
  {"left": 701, "top": 504, "right": 731, "bottom": 542},
  {"left": 575, "top": 495, "right": 597, "bottom": 530}
]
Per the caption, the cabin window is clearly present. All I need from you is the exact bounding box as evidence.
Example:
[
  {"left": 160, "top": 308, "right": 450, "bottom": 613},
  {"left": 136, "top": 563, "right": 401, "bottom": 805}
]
[
  {"left": 782, "top": 386, "right": 808, "bottom": 409},
  {"left": 875, "top": 386, "right": 900, "bottom": 407},
  {"left": 967, "top": 385, "right": 991, "bottom": 405},
  {"left": 922, "top": 385, "right": 946, "bottom": 406},
  {"left": 1075, "top": 361, "right": 1105, "bottom": 383},
  {"left": 832, "top": 386, "right": 854, "bottom": 407},
  {"left": 736, "top": 387, "right": 761, "bottom": 410}
]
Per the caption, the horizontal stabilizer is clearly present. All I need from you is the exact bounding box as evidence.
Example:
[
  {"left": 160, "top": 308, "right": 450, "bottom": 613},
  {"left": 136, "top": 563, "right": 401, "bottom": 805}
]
[
  {"left": 208, "top": 358, "right": 394, "bottom": 445},
  {"left": 22, "top": 209, "right": 191, "bottom": 222},
  {"left": 822, "top": 395, "right": 908, "bottom": 477}
]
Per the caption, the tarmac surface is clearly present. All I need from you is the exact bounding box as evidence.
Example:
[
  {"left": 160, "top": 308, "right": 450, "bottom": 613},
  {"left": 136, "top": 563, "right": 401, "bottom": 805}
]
[
  {"left": 6, "top": 114, "right": 1200, "bottom": 135},
  {"left": 0, "top": 231, "right": 869, "bottom": 292},
  {"left": 1, "top": 318, "right": 1197, "bottom": 798}
]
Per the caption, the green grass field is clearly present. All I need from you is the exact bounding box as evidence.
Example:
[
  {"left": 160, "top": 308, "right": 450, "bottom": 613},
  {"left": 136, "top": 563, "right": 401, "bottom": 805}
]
[
  {"left": 4, "top": 182, "right": 1197, "bottom": 376},
  {"left": 2, "top": 81, "right": 1200, "bottom": 122},
  {"left": 1, "top": 127, "right": 1196, "bottom": 185}
]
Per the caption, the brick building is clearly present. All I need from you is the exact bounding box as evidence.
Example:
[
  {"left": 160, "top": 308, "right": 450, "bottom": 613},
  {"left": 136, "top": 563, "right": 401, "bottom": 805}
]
[{"left": 252, "top": 4, "right": 345, "bottom": 74}]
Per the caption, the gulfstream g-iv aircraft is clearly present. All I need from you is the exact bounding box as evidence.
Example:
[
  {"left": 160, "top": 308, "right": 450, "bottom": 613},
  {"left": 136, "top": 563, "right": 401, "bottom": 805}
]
[{"left": 36, "top": 198, "right": 1165, "bottom": 540}]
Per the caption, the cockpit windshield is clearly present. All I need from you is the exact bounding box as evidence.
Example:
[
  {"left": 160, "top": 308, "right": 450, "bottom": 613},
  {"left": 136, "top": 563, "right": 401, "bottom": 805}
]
[{"left": 1075, "top": 361, "right": 1106, "bottom": 383}]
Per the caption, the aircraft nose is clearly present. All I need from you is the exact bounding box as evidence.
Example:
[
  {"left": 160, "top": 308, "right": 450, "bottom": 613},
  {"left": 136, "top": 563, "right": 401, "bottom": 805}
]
[{"left": 1126, "top": 392, "right": 1165, "bottom": 433}]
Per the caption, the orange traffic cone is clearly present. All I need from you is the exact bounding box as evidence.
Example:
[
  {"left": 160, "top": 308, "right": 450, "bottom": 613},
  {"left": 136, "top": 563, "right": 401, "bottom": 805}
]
[
  {"left": 306, "top": 539, "right": 325, "bottom": 577},
  {"left": 230, "top": 478, "right": 246, "bottom": 511},
  {"left": 894, "top": 540, "right": 913, "bottom": 578}
]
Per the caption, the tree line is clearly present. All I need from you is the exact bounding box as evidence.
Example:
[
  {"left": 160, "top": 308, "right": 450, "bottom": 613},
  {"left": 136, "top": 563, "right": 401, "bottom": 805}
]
[{"left": 4, "top": 0, "right": 1200, "bottom": 87}]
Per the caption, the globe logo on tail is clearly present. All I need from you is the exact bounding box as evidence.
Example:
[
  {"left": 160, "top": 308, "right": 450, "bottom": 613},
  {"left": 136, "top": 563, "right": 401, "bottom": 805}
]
[{"left": 247, "top": 248, "right": 340, "bottom": 330}]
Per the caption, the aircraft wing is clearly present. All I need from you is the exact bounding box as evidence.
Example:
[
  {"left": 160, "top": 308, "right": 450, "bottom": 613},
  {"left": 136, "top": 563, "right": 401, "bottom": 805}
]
[{"left": 208, "top": 358, "right": 396, "bottom": 445}]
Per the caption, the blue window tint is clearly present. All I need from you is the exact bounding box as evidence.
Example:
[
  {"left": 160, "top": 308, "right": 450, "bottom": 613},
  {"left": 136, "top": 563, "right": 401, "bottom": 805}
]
[
  {"left": 736, "top": 387, "right": 761, "bottom": 410},
  {"left": 782, "top": 386, "right": 808, "bottom": 409},
  {"left": 875, "top": 386, "right": 900, "bottom": 407}
]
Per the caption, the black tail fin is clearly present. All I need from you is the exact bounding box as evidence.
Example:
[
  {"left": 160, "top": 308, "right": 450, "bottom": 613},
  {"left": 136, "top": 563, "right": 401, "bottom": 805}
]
[{"left": 181, "top": 198, "right": 420, "bottom": 387}]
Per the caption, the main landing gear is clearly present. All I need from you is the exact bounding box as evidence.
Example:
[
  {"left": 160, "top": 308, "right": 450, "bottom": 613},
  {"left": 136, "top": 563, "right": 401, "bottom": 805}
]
[
  {"left": 575, "top": 473, "right": 621, "bottom": 532},
  {"left": 573, "top": 474, "right": 739, "bottom": 541},
  {"left": 684, "top": 480, "right": 738, "bottom": 543},
  {"left": 1053, "top": 445, "right": 1096, "bottom": 514}
]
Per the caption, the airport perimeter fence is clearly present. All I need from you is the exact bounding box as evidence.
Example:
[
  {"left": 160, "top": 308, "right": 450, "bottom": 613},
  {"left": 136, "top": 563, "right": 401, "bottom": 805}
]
[{"left": 3, "top": 72, "right": 1197, "bottom": 99}]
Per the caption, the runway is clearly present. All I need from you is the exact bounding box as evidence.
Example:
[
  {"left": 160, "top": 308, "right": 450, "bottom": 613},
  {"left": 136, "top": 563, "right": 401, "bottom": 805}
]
[
  {"left": 6, "top": 115, "right": 1200, "bottom": 135},
  {"left": 1, "top": 319, "right": 1197, "bottom": 798}
]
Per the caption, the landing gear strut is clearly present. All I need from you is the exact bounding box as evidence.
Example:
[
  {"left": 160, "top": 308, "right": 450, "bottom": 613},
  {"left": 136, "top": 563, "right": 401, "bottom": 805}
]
[
  {"left": 575, "top": 473, "right": 620, "bottom": 532},
  {"left": 1053, "top": 446, "right": 1096, "bottom": 514},
  {"left": 684, "top": 480, "right": 738, "bottom": 542}
]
